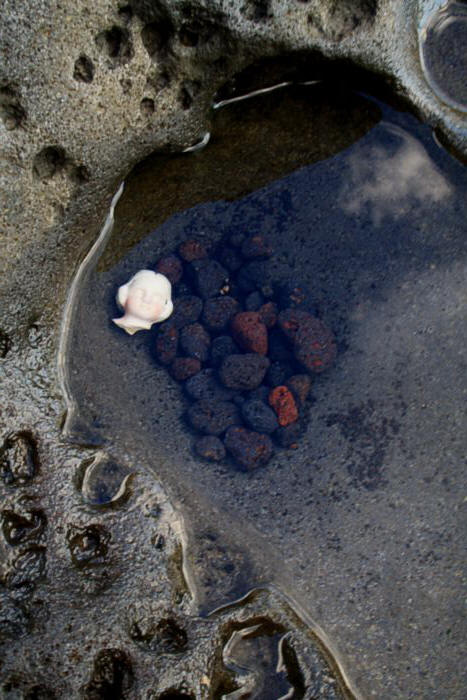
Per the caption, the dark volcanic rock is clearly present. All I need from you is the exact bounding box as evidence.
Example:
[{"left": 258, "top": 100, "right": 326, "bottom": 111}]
[
  {"left": 236, "top": 260, "right": 268, "bottom": 293},
  {"left": 194, "top": 436, "right": 226, "bottom": 462},
  {"left": 170, "top": 357, "right": 201, "bottom": 381},
  {"left": 210, "top": 335, "right": 239, "bottom": 368},
  {"left": 241, "top": 234, "right": 273, "bottom": 259},
  {"left": 189, "top": 258, "right": 229, "bottom": 299},
  {"left": 219, "top": 354, "right": 270, "bottom": 391},
  {"left": 179, "top": 322, "right": 210, "bottom": 362},
  {"left": 155, "top": 324, "right": 178, "bottom": 365},
  {"left": 155, "top": 254, "right": 183, "bottom": 285},
  {"left": 202, "top": 296, "right": 240, "bottom": 332},
  {"left": 245, "top": 291, "right": 264, "bottom": 311},
  {"left": 231, "top": 312, "right": 268, "bottom": 355},
  {"left": 229, "top": 232, "right": 246, "bottom": 248},
  {"left": 294, "top": 317, "right": 337, "bottom": 373},
  {"left": 224, "top": 426, "right": 273, "bottom": 470},
  {"left": 187, "top": 400, "right": 240, "bottom": 436},
  {"left": 178, "top": 238, "right": 209, "bottom": 262},
  {"left": 241, "top": 399, "right": 279, "bottom": 434},
  {"left": 170, "top": 295, "right": 203, "bottom": 329},
  {"left": 184, "top": 368, "right": 235, "bottom": 402},
  {"left": 274, "top": 418, "right": 307, "bottom": 447},
  {"left": 217, "top": 246, "right": 243, "bottom": 272},
  {"left": 265, "top": 360, "right": 295, "bottom": 388}
]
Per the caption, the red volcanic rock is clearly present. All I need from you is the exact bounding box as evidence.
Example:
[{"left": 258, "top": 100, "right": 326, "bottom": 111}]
[
  {"left": 258, "top": 302, "right": 278, "bottom": 329},
  {"left": 178, "top": 239, "right": 209, "bottom": 262},
  {"left": 155, "top": 325, "right": 178, "bottom": 365},
  {"left": 231, "top": 312, "right": 268, "bottom": 355},
  {"left": 269, "top": 386, "right": 299, "bottom": 427},
  {"left": 224, "top": 426, "right": 273, "bottom": 471},
  {"left": 170, "top": 357, "right": 201, "bottom": 381},
  {"left": 294, "top": 317, "right": 337, "bottom": 373},
  {"left": 241, "top": 235, "right": 273, "bottom": 259},
  {"left": 286, "top": 374, "right": 312, "bottom": 407},
  {"left": 277, "top": 308, "right": 315, "bottom": 342},
  {"left": 156, "top": 254, "right": 183, "bottom": 285}
]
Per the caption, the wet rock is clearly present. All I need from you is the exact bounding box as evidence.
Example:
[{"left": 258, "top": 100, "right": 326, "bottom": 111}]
[
  {"left": 294, "top": 317, "right": 337, "bottom": 373},
  {"left": 202, "top": 296, "right": 240, "bottom": 332},
  {"left": 277, "top": 279, "right": 317, "bottom": 314},
  {"left": 170, "top": 295, "right": 203, "bottom": 329},
  {"left": 210, "top": 335, "right": 239, "bottom": 368},
  {"left": 277, "top": 308, "right": 315, "bottom": 342},
  {"left": 269, "top": 386, "right": 299, "bottom": 427},
  {"left": 189, "top": 258, "right": 229, "bottom": 299},
  {"left": 0, "top": 432, "right": 39, "bottom": 486},
  {"left": 231, "top": 312, "right": 268, "bottom": 355},
  {"left": 188, "top": 258, "right": 229, "bottom": 299},
  {"left": 286, "top": 374, "right": 312, "bottom": 407},
  {"left": 224, "top": 426, "right": 273, "bottom": 470},
  {"left": 219, "top": 353, "right": 270, "bottom": 391},
  {"left": 179, "top": 322, "right": 210, "bottom": 362},
  {"left": 274, "top": 418, "right": 307, "bottom": 448},
  {"left": 178, "top": 238, "right": 209, "bottom": 262},
  {"left": 186, "top": 400, "right": 240, "bottom": 435},
  {"left": 194, "top": 436, "right": 226, "bottom": 461},
  {"left": 241, "top": 399, "right": 279, "bottom": 434},
  {"left": 155, "top": 324, "right": 179, "bottom": 365},
  {"left": 170, "top": 357, "right": 201, "bottom": 381},
  {"left": 156, "top": 254, "right": 183, "bottom": 285},
  {"left": 83, "top": 648, "right": 133, "bottom": 700},
  {"left": 1, "top": 507, "right": 46, "bottom": 545},
  {"left": 184, "top": 368, "right": 235, "bottom": 402},
  {"left": 245, "top": 291, "right": 264, "bottom": 311},
  {"left": 6, "top": 545, "right": 46, "bottom": 589},
  {"left": 66, "top": 524, "right": 110, "bottom": 569},
  {"left": 217, "top": 245, "right": 243, "bottom": 272},
  {"left": 241, "top": 234, "right": 272, "bottom": 259},
  {"left": 80, "top": 456, "right": 131, "bottom": 507},
  {"left": 265, "top": 360, "right": 295, "bottom": 388},
  {"left": 258, "top": 301, "right": 278, "bottom": 329}
]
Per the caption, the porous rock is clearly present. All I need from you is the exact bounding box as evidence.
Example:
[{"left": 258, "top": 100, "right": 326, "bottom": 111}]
[
  {"left": 224, "top": 426, "right": 273, "bottom": 470},
  {"left": 219, "top": 353, "right": 270, "bottom": 391}
]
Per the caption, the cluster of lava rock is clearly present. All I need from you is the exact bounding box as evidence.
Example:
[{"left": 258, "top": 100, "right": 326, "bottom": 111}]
[{"left": 152, "top": 232, "right": 337, "bottom": 471}]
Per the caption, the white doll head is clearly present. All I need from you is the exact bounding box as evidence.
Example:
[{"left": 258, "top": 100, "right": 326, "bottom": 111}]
[{"left": 113, "top": 269, "right": 173, "bottom": 335}]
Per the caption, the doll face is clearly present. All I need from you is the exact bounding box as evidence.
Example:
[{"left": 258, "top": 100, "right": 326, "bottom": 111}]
[{"left": 125, "top": 283, "right": 166, "bottom": 322}]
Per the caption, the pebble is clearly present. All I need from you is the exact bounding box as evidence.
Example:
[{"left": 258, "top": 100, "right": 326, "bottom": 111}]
[
  {"left": 187, "top": 400, "right": 240, "bottom": 435},
  {"left": 236, "top": 260, "right": 268, "bottom": 293},
  {"left": 229, "top": 232, "right": 246, "bottom": 248},
  {"left": 155, "top": 254, "right": 183, "bottom": 285},
  {"left": 241, "top": 234, "right": 273, "bottom": 259},
  {"left": 269, "top": 385, "right": 299, "bottom": 426},
  {"left": 219, "top": 353, "right": 270, "bottom": 391},
  {"left": 286, "top": 374, "right": 312, "bottom": 407},
  {"left": 202, "top": 296, "right": 240, "bottom": 332},
  {"left": 189, "top": 258, "right": 230, "bottom": 299},
  {"left": 224, "top": 426, "right": 273, "bottom": 471},
  {"left": 184, "top": 368, "right": 235, "bottom": 402},
  {"left": 241, "top": 399, "right": 279, "bottom": 434},
  {"left": 277, "top": 308, "right": 316, "bottom": 342},
  {"left": 170, "top": 357, "right": 201, "bottom": 381},
  {"left": 170, "top": 295, "right": 203, "bottom": 329},
  {"left": 245, "top": 291, "right": 264, "bottom": 311},
  {"left": 179, "top": 322, "right": 210, "bottom": 362},
  {"left": 210, "top": 335, "right": 239, "bottom": 367},
  {"left": 217, "top": 246, "right": 243, "bottom": 272},
  {"left": 231, "top": 311, "right": 268, "bottom": 355},
  {"left": 258, "top": 301, "right": 278, "bottom": 328},
  {"left": 155, "top": 325, "right": 178, "bottom": 365},
  {"left": 294, "top": 317, "right": 337, "bottom": 373},
  {"left": 178, "top": 238, "right": 209, "bottom": 262},
  {"left": 194, "top": 436, "right": 226, "bottom": 461}
]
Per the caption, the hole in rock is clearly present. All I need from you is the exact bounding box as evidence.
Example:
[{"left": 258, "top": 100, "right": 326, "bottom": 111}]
[{"left": 62, "top": 64, "right": 467, "bottom": 700}]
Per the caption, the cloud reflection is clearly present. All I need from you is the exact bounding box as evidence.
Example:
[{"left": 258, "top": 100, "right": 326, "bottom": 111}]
[{"left": 340, "top": 123, "right": 452, "bottom": 225}]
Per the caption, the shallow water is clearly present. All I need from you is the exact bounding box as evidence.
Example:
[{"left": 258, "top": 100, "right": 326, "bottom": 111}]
[{"left": 63, "top": 84, "right": 467, "bottom": 698}]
